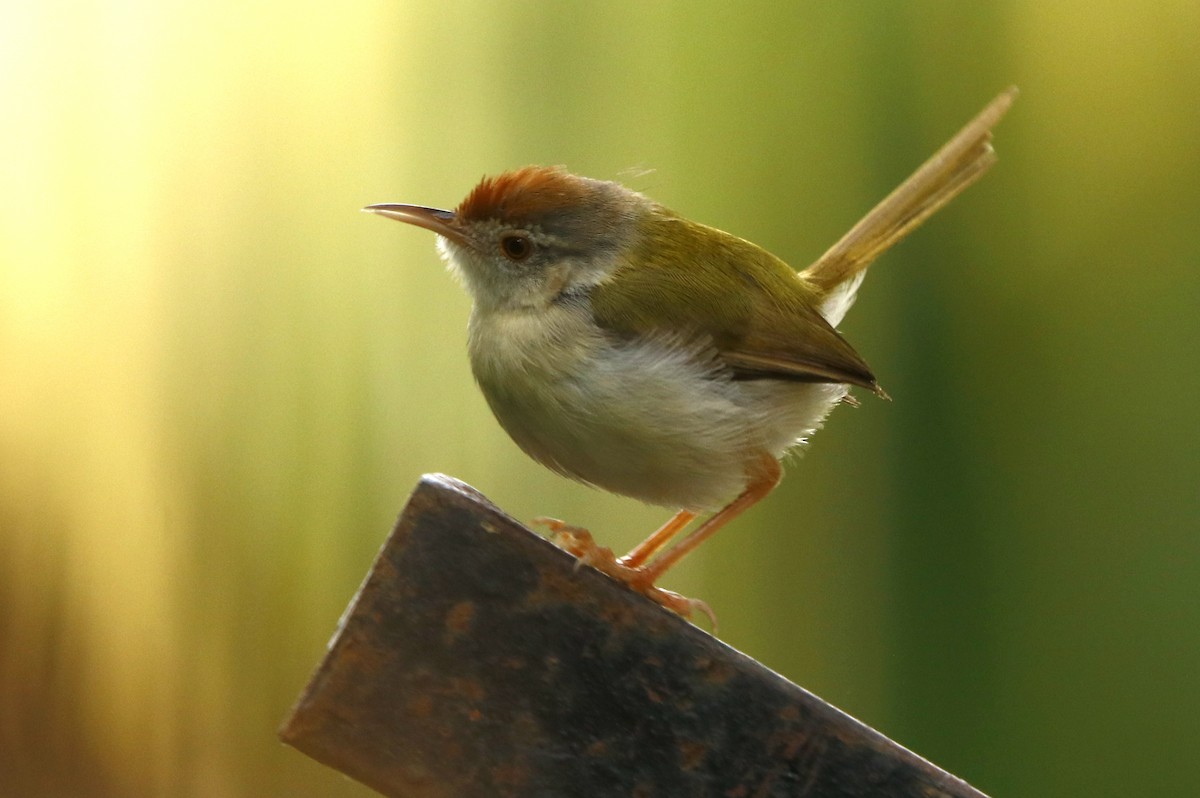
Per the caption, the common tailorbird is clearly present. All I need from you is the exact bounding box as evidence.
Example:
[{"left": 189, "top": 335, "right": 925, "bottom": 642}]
[{"left": 366, "top": 88, "right": 1016, "bottom": 621}]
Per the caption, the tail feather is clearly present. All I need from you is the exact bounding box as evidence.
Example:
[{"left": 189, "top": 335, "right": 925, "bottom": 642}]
[{"left": 803, "top": 87, "right": 1018, "bottom": 309}]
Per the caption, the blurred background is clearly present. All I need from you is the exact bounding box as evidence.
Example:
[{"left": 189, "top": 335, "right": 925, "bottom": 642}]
[{"left": 2, "top": 1, "right": 1198, "bottom": 795}]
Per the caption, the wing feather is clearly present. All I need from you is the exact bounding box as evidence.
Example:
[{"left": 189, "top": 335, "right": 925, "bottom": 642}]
[{"left": 590, "top": 212, "right": 883, "bottom": 394}]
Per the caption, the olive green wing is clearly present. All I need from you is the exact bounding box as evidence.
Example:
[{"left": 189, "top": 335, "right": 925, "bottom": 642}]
[{"left": 590, "top": 212, "right": 883, "bottom": 395}]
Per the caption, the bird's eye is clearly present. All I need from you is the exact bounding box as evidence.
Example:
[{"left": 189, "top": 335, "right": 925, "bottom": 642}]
[{"left": 499, "top": 234, "right": 533, "bottom": 261}]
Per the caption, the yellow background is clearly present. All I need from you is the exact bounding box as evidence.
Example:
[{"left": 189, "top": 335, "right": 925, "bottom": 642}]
[{"left": 2, "top": 2, "right": 1198, "bottom": 795}]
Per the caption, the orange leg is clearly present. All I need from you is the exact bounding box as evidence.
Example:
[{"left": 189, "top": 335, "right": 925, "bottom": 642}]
[
  {"left": 632, "top": 452, "right": 782, "bottom": 588},
  {"left": 536, "top": 452, "right": 782, "bottom": 626},
  {"left": 618, "top": 509, "right": 698, "bottom": 569}
]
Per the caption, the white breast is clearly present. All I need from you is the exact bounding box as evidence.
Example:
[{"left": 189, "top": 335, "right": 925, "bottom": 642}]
[{"left": 467, "top": 304, "right": 847, "bottom": 510}]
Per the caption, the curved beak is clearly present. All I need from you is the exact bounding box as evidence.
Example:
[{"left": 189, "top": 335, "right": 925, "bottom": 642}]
[{"left": 362, "top": 203, "right": 470, "bottom": 247}]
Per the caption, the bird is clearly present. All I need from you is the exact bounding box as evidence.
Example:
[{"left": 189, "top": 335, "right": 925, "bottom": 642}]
[{"left": 366, "top": 88, "right": 1016, "bottom": 622}]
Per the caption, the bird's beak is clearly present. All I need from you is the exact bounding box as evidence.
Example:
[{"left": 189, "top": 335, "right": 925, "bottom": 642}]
[{"left": 362, "top": 203, "right": 470, "bottom": 247}]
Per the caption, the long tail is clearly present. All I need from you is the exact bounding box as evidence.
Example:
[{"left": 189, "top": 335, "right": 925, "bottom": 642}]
[{"left": 802, "top": 87, "right": 1018, "bottom": 310}]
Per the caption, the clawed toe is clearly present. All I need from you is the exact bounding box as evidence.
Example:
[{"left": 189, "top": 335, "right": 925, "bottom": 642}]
[
  {"left": 532, "top": 517, "right": 617, "bottom": 570},
  {"left": 533, "top": 517, "right": 717, "bottom": 630}
]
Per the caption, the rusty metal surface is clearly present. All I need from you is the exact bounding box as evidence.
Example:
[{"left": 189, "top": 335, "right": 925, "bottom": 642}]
[{"left": 280, "top": 474, "right": 989, "bottom": 798}]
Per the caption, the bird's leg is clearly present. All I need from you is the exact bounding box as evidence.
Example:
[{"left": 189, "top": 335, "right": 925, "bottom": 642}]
[
  {"left": 617, "top": 509, "right": 698, "bottom": 569},
  {"left": 631, "top": 452, "right": 782, "bottom": 588},
  {"left": 535, "top": 452, "right": 780, "bottom": 628},
  {"left": 534, "top": 517, "right": 716, "bottom": 626},
  {"left": 536, "top": 509, "right": 697, "bottom": 569}
]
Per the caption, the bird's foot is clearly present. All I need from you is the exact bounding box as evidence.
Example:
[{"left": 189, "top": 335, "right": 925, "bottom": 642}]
[
  {"left": 532, "top": 517, "right": 621, "bottom": 572},
  {"left": 532, "top": 517, "right": 717, "bottom": 630}
]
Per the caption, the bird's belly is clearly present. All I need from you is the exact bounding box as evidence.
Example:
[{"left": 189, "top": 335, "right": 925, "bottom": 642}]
[{"left": 469, "top": 312, "right": 846, "bottom": 509}]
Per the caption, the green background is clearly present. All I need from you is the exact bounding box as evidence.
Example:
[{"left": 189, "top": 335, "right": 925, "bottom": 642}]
[{"left": 2, "top": 2, "right": 1197, "bottom": 796}]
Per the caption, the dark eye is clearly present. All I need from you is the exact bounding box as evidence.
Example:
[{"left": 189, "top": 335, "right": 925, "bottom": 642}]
[{"left": 499, "top": 233, "right": 533, "bottom": 261}]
